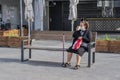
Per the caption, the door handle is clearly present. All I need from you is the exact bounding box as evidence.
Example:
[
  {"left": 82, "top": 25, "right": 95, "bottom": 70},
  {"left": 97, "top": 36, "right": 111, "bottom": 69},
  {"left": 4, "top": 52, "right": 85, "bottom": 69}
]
[{"left": 50, "top": 18, "right": 52, "bottom": 22}]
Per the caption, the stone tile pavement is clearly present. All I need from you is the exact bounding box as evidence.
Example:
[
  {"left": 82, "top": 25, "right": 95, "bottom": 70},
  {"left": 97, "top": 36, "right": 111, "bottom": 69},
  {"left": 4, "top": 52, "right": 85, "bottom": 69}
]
[{"left": 0, "top": 40, "right": 120, "bottom": 80}]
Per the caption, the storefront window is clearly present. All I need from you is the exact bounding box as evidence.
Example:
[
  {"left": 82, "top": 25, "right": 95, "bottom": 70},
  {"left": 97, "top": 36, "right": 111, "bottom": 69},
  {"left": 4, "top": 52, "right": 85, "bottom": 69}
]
[{"left": 97, "top": 0, "right": 120, "bottom": 18}]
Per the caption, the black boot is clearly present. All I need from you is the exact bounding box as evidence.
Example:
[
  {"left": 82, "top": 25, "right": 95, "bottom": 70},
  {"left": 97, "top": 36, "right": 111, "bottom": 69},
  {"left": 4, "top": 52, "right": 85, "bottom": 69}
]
[
  {"left": 74, "top": 65, "right": 80, "bottom": 70},
  {"left": 62, "top": 63, "right": 71, "bottom": 68}
]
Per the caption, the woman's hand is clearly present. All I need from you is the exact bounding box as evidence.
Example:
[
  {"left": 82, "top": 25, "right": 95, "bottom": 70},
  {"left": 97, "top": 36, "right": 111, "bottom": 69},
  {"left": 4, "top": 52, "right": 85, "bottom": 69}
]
[
  {"left": 78, "top": 36, "right": 82, "bottom": 39},
  {"left": 76, "top": 26, "right": 81, "bottom": 31}
]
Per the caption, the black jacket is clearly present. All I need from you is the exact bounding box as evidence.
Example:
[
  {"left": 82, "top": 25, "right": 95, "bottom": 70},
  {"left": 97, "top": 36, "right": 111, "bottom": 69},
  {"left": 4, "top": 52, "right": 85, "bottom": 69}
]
[{"left": 72, "top": 30, "right": 92, "bottom": 45}]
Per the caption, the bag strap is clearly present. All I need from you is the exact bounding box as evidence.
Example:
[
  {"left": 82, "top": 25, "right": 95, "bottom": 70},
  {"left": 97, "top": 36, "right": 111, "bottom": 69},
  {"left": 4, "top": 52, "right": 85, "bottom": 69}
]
[{"left": 82, "top": 30, "right": 88, "bottom": 38}]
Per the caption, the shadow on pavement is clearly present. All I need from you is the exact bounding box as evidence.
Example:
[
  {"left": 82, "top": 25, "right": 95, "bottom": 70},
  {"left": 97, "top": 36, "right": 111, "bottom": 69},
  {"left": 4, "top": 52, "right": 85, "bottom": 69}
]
[
  {"left": 0, "top": 58, "right": 89, "bottom": 68},
  {"left": 0, "top": 57, "right": 63, "bottom": 67},
  {"left": 0, "top": 58, "right": 20, "bottom": 63},
  {"left": 24, "top": 60, "right": 62, "bottom": 68}
]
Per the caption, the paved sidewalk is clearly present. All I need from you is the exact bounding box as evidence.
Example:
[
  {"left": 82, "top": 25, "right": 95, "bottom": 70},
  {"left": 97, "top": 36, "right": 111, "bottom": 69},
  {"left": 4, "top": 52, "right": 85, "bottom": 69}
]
[{"left": 0, "top": 40, "right": 120, "bottom": 80}]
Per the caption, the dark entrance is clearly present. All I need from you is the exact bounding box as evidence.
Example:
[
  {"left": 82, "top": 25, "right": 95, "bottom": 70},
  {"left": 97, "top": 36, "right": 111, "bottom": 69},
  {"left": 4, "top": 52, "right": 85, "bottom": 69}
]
[
  {"left": 49, "top": 1, "right": 62, "bottom": 31},
  {"left": 49, "top": 1, "right": 71, "bottom": 31},
  {"left": 49, "top": 1, "right": 97, "bottom": 31}
]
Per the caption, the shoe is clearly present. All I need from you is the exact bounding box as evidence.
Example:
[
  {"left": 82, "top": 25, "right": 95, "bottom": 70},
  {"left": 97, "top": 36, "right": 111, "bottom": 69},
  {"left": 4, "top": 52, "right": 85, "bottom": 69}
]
[
  {"left": 74, "top": 65, "right": 80, "bottom": 70},
  {"left": 62, "top": 63, "right": 71, "bottom": 68}
]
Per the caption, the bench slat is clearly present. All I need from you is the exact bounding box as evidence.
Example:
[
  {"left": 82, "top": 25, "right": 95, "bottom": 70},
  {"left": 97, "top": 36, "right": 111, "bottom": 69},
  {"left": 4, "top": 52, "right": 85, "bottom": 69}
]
[{"left": 24, "top": 46, "right": 67, "bottom": 51}]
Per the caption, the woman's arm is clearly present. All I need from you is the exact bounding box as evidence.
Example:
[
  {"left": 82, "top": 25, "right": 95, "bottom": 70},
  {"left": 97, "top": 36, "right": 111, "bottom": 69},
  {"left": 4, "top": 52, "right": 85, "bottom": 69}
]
[{"left": 73, "top": 31, "right": 79, "bottom": 38}]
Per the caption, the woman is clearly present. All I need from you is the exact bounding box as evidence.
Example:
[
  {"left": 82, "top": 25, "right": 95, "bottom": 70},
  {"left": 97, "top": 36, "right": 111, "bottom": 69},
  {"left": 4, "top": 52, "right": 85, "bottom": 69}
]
[{"left": 63, "top": 21, "right": 92, "bottom": 70}]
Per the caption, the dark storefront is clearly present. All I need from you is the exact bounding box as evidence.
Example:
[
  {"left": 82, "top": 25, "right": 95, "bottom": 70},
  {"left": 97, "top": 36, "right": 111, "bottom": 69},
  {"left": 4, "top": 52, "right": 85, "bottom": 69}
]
[
  {"left": 48, "top": 0, "right": 120, "bottom": 31},
  {"left": 49, "top": 0, "right": 97, "bottom": 31}
]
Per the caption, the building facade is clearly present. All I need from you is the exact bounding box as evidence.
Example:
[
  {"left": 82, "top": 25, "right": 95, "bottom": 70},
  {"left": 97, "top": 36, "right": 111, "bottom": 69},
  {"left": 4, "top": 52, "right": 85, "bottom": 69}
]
[
  {"left": 44, "top": 0, "right": 120, "bottom": 31},
  {"left": 0, "top": 0, "right": 120, "bottom": 31}
]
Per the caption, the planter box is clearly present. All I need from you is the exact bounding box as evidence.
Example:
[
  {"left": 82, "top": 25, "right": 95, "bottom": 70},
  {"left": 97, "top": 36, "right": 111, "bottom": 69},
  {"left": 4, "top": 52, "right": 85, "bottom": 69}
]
[
  {"left": 8, "top": 37, "right": 28, "bottom": 47},
  {"left": 0, "top": 35, "right": 28, "bottom": 47},
  {"left": 0, "top": 30, "right": 3, "bottom": 36},
  {"left": 0, "top": 29, "right": 27, "bottom": 37},
  {"left": 96, "top": 40, "right": 120, "bottom": 53},
  {"left": 109, "top": 40, "right": 120, "bottom": 53},
  {"left": 0, "top": 36, "right": 8, "bottom": 46},
  {"left": 96, "top": 40, "right": 109, "bottom": 52},
  {"left": 8, "top": 37, "right": 21, "bottom": 47}
]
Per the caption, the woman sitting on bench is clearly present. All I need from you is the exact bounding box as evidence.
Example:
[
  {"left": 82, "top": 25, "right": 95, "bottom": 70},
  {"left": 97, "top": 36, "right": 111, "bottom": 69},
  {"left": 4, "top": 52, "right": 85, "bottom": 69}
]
[{"left": 63, "top": 21, "right": 92, "bottom": 70}]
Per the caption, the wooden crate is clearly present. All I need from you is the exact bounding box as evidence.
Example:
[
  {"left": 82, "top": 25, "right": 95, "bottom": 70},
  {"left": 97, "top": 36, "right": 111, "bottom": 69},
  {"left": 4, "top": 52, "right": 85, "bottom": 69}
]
[
  {"left": 96, "top": 46, "right": 109, "bottom": 52},
  {"left": 109, "top": 40, "right": 120, "bottom": 53},
  {"left": 0, "top": 30, "right": 19, "bottom": 37},
  {"left": 109, "top": 47, "right": 120, "bottom": 53},
  {"left": 0, "top": 36, "right": 8, "bottom": 46},
  {"left": 0, "top": 30, "right": 3, "bottom": 36},
  {"left": 96, "top": 40, "right": 109, "bottom": 52},
  {"left": 8, "top": 41, "right": 21, "bottom": 47},
  {"left": 8, "top": 37, "right": 21, "bottom": 42},
  {"left": 8, "top": 37, "right": 28, "bottom": 47},
  {"left": 96, "top": 40, "right": 109, "bottom": 46}
]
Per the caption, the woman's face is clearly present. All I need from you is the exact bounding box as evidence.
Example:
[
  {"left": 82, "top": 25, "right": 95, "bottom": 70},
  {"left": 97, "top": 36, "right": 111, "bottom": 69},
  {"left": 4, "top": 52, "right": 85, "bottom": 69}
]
[
  {"left": 80, "top": 22, "right": 84, "bottom": 27},
  {"left": 80, "top": 22, "right": 86, "bottom": 30}
]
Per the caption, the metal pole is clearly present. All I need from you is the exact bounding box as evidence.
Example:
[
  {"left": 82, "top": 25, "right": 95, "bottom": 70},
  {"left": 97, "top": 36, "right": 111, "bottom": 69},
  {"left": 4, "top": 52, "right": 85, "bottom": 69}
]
[
  {"left": 62, "top": 34, "right": 65, "bottom": 66},
  {"left": 28, "top": 19, "right": 31, "bottom": 45},
  {"left": 21, "top": 40, "right": 24, "bottom": 62},
  {"left": 20, "top": 0, "right": 23, "bottom": 62},
  {"left": 71, "top": 20, "right": 74, "bottom": 31},
  {"left": 20, "top": 0, "right": 23, "bottom": 36},
  {"left": 88, "top": 44, "right": 91, "bottom": 67}
]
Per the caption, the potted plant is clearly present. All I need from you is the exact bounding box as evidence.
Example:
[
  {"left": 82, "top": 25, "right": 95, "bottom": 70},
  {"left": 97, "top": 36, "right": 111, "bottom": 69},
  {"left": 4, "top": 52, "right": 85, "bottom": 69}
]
[{"left": 96, "top": 34, "right": 120, "bottom": 53}]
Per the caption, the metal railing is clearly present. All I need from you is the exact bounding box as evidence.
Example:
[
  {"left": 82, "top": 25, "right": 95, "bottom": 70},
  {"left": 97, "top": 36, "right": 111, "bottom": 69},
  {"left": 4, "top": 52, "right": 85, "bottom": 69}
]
[{"left": 87, "top": 18, "right": 120, "bottom": 32}]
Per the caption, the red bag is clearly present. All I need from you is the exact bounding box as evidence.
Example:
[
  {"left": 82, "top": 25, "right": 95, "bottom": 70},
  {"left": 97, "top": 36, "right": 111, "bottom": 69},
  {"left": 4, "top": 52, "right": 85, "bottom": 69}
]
[{"left": 72, "top": 39, "right": 83, "bottom": 50}]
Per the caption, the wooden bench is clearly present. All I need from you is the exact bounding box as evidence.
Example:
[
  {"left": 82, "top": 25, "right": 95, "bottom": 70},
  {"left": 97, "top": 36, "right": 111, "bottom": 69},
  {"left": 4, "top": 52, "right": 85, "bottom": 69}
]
[{"left": 21, "top": 32, "right": 97, "bottom": 67}]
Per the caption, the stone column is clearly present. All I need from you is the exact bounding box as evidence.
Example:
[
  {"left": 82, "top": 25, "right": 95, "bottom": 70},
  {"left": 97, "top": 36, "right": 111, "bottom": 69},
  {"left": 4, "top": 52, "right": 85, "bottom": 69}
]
[{"left": 34, "top": 0, "right": 45, "bottom": 31}]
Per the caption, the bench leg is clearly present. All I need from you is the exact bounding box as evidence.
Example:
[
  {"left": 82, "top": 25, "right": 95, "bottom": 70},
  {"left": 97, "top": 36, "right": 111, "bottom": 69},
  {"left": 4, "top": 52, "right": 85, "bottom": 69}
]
[
  {"left": 29, "top": 39, "right": 32, "bottom": 59},
  {"left": 62, "top": 34, "right": 65, "bottom": 66},
  {"left": 21, "top": 48, "right": 24, "bottom": 62},
  {"left": 21, "top": 41, "right": 24, "bottom": 62},
  {"left": 61, "top": 51, "right": 65, "bottom": 66},
  {"left": 92, "top": 52, "right": 95, "bottom": 63},
  {"left": 29, "top": 49, "right": 31, "bottom": 59},
  {"left": 21, "top": 41, "right": 29, "bottom": 62},
  {"left": 88, "top": 49, "right": 91, "bottom": 68}
]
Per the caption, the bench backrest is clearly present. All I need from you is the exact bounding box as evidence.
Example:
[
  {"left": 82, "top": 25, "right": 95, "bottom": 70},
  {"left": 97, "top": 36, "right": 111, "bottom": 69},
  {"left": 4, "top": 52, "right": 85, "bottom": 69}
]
[
  {"left": 91, "top": 32, "right": 97, "bottom": 42},
  {"left": 31, "top": 31, "right": 97, "bottom": 42},
  {"left": 64, "top": 32, "right": 97, "bottom": 42}
]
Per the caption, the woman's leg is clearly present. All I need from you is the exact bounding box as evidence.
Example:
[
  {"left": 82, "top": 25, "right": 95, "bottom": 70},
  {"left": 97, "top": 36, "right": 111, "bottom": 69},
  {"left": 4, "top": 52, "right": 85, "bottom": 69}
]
[
  {"left": 76, "top": 54, "right": 81, "bottom": 65},
  {"left": 67, "top": 52, "right": 73, "bottom": 64},
  {"left": 74, "top": 55, "right": 81, "bottom": 70},
  {"left": 76, "top": 47, "right": 85, "bottom": 66},
  {"left": 63, "top": 52, "right": 72, "bottom": 67}
]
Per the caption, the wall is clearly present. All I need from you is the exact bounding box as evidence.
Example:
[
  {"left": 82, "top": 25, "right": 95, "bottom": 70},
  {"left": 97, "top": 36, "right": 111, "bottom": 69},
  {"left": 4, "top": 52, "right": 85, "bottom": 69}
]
[{"left": 0, "top": 0, "right": 20, "bottom": 29}]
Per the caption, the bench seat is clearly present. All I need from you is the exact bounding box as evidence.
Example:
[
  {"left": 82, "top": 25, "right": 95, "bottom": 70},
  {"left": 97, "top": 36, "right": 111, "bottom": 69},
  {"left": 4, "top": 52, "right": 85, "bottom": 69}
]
[{"left": 24, "top": 46, "right": 67, "bottom": 51}]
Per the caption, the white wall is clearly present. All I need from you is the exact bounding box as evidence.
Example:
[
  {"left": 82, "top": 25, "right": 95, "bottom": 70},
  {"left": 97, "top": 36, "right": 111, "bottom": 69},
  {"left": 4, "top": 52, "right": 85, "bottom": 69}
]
[
  {"left": 115, "top": 1, "right": 120, "bottom": 7},
  {"left": 34, "top": 0, "right": 44, "bottom": 31},
  {"left": 0, "top": 0, "right": 20, "bottom": 29},
  {"left": 0, "top": 0, "right": 45, "bottom": 31}
]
